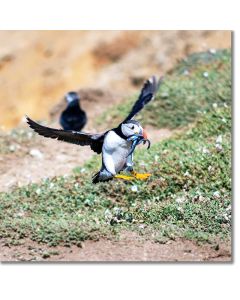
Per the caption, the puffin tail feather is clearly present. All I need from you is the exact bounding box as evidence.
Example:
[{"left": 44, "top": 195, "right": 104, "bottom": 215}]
[{"left": 92, "top": 171, "right": 101, "bottom": 184}]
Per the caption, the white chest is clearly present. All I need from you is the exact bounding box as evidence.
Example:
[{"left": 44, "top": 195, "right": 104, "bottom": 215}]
[{"left": 103, "top": 131, "right": 131, "bottom": 174}]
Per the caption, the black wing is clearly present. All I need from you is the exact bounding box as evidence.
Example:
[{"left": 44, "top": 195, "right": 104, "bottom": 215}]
[
  {"left": 26, "top": 116, "right": 105, "bottom": 154},
  {"left": 123, "top": 75, "right": 163, "bottom": 123}
]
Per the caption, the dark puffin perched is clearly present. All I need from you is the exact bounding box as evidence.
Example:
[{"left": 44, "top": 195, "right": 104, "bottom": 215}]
[
  {"left": 60, "top": 91, "right": 87, "bottom": 131},
  {"left": 26, "top": 76, "right": 163, "bottom": 183}
]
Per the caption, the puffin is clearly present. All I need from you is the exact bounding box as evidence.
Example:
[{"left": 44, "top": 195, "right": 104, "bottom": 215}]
[
  {"left": 26, "top": 76, "right": 163, "bottom": 183},
  {"left": 60, "top": 91, "right": 87, "bottom": 131}
]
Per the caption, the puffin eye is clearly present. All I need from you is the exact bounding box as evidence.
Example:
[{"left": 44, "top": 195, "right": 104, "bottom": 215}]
[{"left": 131, "top": 126, "right": 134, "bottom": 130}]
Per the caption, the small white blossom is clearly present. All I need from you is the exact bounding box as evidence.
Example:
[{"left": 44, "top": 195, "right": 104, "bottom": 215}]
[
  {"left": 202, "top": 147, "right": 210, "bottom": 154},
  {"left": 213, "top": 191, "right": 220, "bottom": 198},
  {"left": 183, "top": 69, "right": 189, "bottom": 76},
  {"left": 9, "top": 145, "right": 16, "bottom": 152},
  {"left": 131, "top": 185, "right": 138, "bottom": 192},
  {"left": 226, "top": 205, "right": 231, "bottom": 212},
  {"left": 216, "top": 135, "right": 222, "bottom": 144},
  {"left": 184, "top": 171, "right": 191, "bottom": 177},
  {"left": 222, "top": 118, "right": 227, "bottom": 123},
  {"left": 27, "top": 132, "right": 33, "bottom": 138},
  {"left": 15, "top": 211, "right": 25, "bottom": 218},
  {"left": 223, "top": 214, "right": 229, "bottom": 221},
  {"left": 209, "top": 48, "right": 216, "bottom": 54},
  {"left": 215, "top": 143, "right": 223, "bottom": 152},
  {"left": 49, "top": 183, "right": 55, "bottom": 189},
  {"left": 139, "top": 224, "right": 145, "bottom": 229},
  {"left": 203, "top": 71, "right": 209, "bottom": 78},
  {"left": 212, "top": 103, "right": 218, "bottom": 109},
  {"left": 30, "top": 149, "right": 43, "bottom": 159},
  {"left": 176, "top": 197, "right": 185, "bottom": 203},
  {"left": 104, "top": 209, "right": 112, "bottom": 222},
  {"left": 36, "top": 188, "right": 41, "bottom": 195}
]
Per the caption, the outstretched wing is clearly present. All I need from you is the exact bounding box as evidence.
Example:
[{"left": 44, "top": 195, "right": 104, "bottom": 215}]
[
  {"left": 26, "top": 116, "right": 105, "bottom": 154},
  {"left": 123, "top": 75, "right": 163, "bottom": 123}
]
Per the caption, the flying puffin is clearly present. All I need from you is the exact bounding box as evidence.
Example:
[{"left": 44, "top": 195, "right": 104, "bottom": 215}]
[
  {"left": 26, "top": 76, "right": 163, "bottom": 183},
  {"left": 60, "top": 91, "right": 87, "bottom": 131}
]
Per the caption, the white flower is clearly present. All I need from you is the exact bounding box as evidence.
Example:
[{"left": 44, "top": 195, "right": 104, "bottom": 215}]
[
  {"left": 15, "top": 211, "right": 25, "bottom": 218},
  {"left": 183, "top": 69, "right": 189, "bottom": 76},
  {"left": 27, "top": 132, "right": 33, "bottom": 138},
  {"left": 131, "top": 185, "right": 138, "bottom": 192},
  {"left": 213, "top": 191, "right": 220, "bottom": 198},
  {"left": 36, "top": 188, "right": 41, "bottom": 195},
  {"left": 203, "top": 71, "right": 209, "bottom": 78},
  {"left": 215, "top": 143, "right": 223, "bottom": 152},
  {"left": 29, "top": 149, "right": 43, "bottom": 159},
  {"left": 226, "top": 205, "right": 231, "bottom": 212},
  {"left": 104, "top": 209, "right": 112, "bottom": 221},
  {"left": 222, "top": 118, "right": 227, "bottom": 123},
  {"left": 202, "top": 147, "right": 210, "bottom": 154},
  {"left": 49, "top": 183, "right": 55, "bottom": 189},
  {"left": 212, "top": 103, "right": 218, "bottom": 109},
  {"left": 176, "top": 197, "right": 185, "bottom": 203},
  {"left": 209, "top": 48, "right": 216, "bottom": 54},
  {"left": 184, "top": 171, "right": 191, "bottom": 177},
  {"left": 9, "top": 145, "right": 16, "bottom": 152},
  {"left": 139, "top": 224, "right": 145, "bottom": 229},
  {"left": 216, "top": 135, "right": 222, "bottom": 144},
  {"left": 223, "top": 214, "right": 229, "bottom": 221}
]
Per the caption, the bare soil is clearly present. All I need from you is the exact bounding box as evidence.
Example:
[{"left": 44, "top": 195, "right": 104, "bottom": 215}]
[{"left": 0, "top": 232, "right": 231, "bottom": 262}]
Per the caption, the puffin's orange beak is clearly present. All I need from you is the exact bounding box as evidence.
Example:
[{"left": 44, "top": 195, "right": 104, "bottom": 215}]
[{"left": 142, "top": 129, "right": 148, "bottom": 139}]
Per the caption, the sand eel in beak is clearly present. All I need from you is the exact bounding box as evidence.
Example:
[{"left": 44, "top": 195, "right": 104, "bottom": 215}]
[
  {"left": 26, "top": 75, "right": 163, "bottom": 183},
  {"left": 60, "top": 91, "right": 87, "bottom": 131},
  {"left": 126, "top": 132, "right": 151, "bottom": 158}
]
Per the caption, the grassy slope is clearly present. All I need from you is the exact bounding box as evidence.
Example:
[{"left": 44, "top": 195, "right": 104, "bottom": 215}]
[
  {"left": 97, "top": 49, "right": 231, "bottom": 129},
  {"left": 0, "top": 50, "right": 231, "bottom": 247}
]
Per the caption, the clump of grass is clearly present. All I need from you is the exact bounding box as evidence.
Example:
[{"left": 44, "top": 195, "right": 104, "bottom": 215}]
[
  {"left": 96, "top": 49, "right": 231, "bottom": 129},
  {"left": 0, "top": 106, "right": 231, "bottom": 246},
  {"left": 0, "top": 127, "right": 37, "bottom": 155}
]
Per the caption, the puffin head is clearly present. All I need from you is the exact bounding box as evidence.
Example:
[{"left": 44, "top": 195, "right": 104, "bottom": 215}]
[
  {"left": 121, "top": 120, "right": 147, "bottom": 139},
  {"left": 65, "top": 92, "right": 80, "bottom": 105}
]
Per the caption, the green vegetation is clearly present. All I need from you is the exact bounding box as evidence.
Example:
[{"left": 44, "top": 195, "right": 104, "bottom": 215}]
[
  {"left": 0, "top": 49, "right": 231, "bottom": 247},
  {"left": 0, "top": 127, "right": 37, "bottom": 155},
  {"left": 0, "top": 106, "right": 231, "bottom": 246},
  {"left": 97, "top": 49, "right": 231, "bottom": 129}
]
